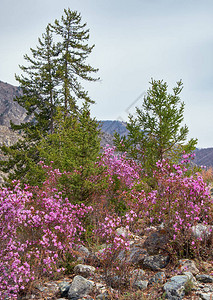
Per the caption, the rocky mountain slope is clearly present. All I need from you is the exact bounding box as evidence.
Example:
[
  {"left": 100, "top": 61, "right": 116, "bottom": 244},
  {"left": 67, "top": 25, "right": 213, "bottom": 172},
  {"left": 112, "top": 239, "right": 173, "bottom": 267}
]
[
  {"left": 99, "top": 120, "right": 128, "bottom": 136},
  {"left": 0, "top": 80, "right": 29, "bottom": 126},
  {"left": 193, "top": 147, "right": 213, "bottom": 168}
]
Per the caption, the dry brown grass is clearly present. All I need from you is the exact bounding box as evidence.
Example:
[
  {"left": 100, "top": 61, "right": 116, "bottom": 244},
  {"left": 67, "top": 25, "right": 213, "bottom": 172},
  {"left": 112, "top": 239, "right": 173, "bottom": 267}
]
[{"left": 199, "top": 166, "right": 213, "bottom": 185}]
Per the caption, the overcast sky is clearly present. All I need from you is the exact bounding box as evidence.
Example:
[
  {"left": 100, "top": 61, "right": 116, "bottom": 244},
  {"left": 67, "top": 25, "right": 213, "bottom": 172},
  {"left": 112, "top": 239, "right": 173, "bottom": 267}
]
[{"left": 1, "top": 0, "right": 213, "bottom": 148}]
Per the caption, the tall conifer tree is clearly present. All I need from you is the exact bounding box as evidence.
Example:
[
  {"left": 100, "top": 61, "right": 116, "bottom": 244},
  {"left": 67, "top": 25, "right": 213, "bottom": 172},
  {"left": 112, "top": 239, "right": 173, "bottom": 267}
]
[
  {"left": 37, "top": 102, "right": 101, "bottom": 202},
  {"left": 51, "top": 9, "right": 99, "bottom": 113},
  {"left": 114, "top": 79, "right": 197, "bottom": 174},
  {"left": 0, "top": 9, "right": 99, "bottom": 184},
  {"left": 14, "top": 25, "right": 58, "bottom": 137}
]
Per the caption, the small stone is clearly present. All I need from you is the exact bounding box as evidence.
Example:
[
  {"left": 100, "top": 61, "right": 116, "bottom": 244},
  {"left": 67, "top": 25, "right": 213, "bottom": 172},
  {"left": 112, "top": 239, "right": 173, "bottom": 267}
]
[
  {"left": 95, "top": 292, "right": 110, "bottom": 299},
  {"left": 68, "top": 275, "right": 94, "bottom": 300},
  {"left": 76, "top": 245, "right": 90, "bottom": 257},
  {"left": 149, "top": 272, "right": 166, "bottom": 285},
  {"left": 196, "top": 274, "right": 213, "bottom": 283},
  {"left": 74, "top": 264, "right": 96, "bottom": 278},
  {"left": 133, "top": 280, "right": 148, "bottom": 290},
  {"left": 130, "top": 269, "right": 145, "bottom": 282},
  {"left": 116, "top": 227, "right": 129, "bottom": 238},
  {"left": 198, "top": 292, "right": 213, "bottom": 300},
  {"left": 178, "top": 259, "right": 199, "bottom": 275},
  {"left": 191, "top": 224, "right": 213, "bottom": 240},
  {"left": 143, "top": 254, "right": 170, "bottom": 271},
  {"left": 58, "top": 281, "right": 71, "bottom": 297},
  {"left": 198, "top": 284, "right": 205, "bottom": 288},
  {"left": 203, "top": 287, "right": 211, "bottom": 293},
  {"left": 118, "top": 244, "right": 147, "bottom": 265},
  {"left": 75, "top": 245, "right": 90, "bottom": 263},
  {"left": 163, "top": 275, "right": 189, "bottom": 300}
]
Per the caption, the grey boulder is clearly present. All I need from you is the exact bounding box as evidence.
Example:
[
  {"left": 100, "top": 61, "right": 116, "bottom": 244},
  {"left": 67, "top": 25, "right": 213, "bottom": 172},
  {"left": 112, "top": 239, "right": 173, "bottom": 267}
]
[
  {"left": 143, "top": 254, "right": 170, "bottom": 271},
  {"left": 196, "top": 274, "right": 213, "bottom": 283},
  {"left": 68, "top": 275, "right": 94, "bottom": 300},
  {"left": 143, "top": 230, "right": 169, "bottom": 254},
  {"left": 178, "top": 259, "right": 199, "bottom": 275},
  {"left": 163, "top": 275, "right": 190, "bottom": 300}
]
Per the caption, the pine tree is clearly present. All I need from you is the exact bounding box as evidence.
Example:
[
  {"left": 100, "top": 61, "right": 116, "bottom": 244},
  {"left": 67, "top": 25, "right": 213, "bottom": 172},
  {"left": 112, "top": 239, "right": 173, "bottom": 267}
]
[
  {"left": 14, "top": 24, "right": 58, "bottom": 136},
  {"left": 39, "top": 102, "right": 100, "bottom": 172},
  {"left": 0, "top": 9, "right": 99, "bottom": 184},
  {"left": 0, "top": 25, "right": 57, "bottom": 184},
  {"left": 114, "top": 79, "right": 197, "bottom": 173},
  {"left": 51, "top": 8, "right": 99, "bottom": 113},
  {"left": 36, "top": 102, "right": 101, "bottom": 202}
]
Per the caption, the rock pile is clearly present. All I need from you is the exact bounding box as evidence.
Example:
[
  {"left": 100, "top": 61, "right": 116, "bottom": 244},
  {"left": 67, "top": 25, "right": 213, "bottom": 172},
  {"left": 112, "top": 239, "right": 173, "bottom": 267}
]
[{"left": 21, "top": 227, "right": 213, "bottom": 300}]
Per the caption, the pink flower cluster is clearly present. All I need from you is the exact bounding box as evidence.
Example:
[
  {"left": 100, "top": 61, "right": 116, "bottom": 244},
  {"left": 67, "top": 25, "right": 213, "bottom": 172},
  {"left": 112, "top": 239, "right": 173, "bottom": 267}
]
[
  {"left": 148, "top": 159, "right": 213, "bottom": 254},
  {"left": 96, "top": 210, "right": 137, "bottom": 259},
  {"left": 0, "top": 182, "right": 92, "bottom": 299},
  {"left": 96, "top": 149, "right": 212, "bottom": 258},
  {"left": 98, "top": 146, "right": 140, "bottom": 188}
]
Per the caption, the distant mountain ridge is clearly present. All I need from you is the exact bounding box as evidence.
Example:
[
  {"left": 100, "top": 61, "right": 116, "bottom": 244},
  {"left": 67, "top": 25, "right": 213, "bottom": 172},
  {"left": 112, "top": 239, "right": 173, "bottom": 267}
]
[
  {"left": 0, "top": 80, "right": 213, "bottom": 168},
  {"left": 99, "top": 120, "right": 128, "bottom": 136}
]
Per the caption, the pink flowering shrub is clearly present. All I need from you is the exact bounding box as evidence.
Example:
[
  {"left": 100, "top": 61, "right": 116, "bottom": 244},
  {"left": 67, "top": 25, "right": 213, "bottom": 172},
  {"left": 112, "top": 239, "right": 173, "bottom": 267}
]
[
  {"left": 95, "top": 146, "right": 141, "bottom": 213},
  {"left": 1, "top": 147, "right": 213, "bottom": 298},
  {"left": 92, "top": 149, "right": 213, "bottom": 260},
  {"left": 95, "top": 210, "right": 137, "bottom": 286},
  {"left": 86, "top": 147, "right": 142, "bottom": 245},
  {"left": 0, "top": 182, "right": 92, "bottom": 299},
  {"left": 99, "top": 151, "right": 213, "bottom": 258},
  {"left": 98, "top": 147, "right": 140, "bottom": 188},
  {"left": 145, "top": 158, "right": 213, "bottom": 257}
]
